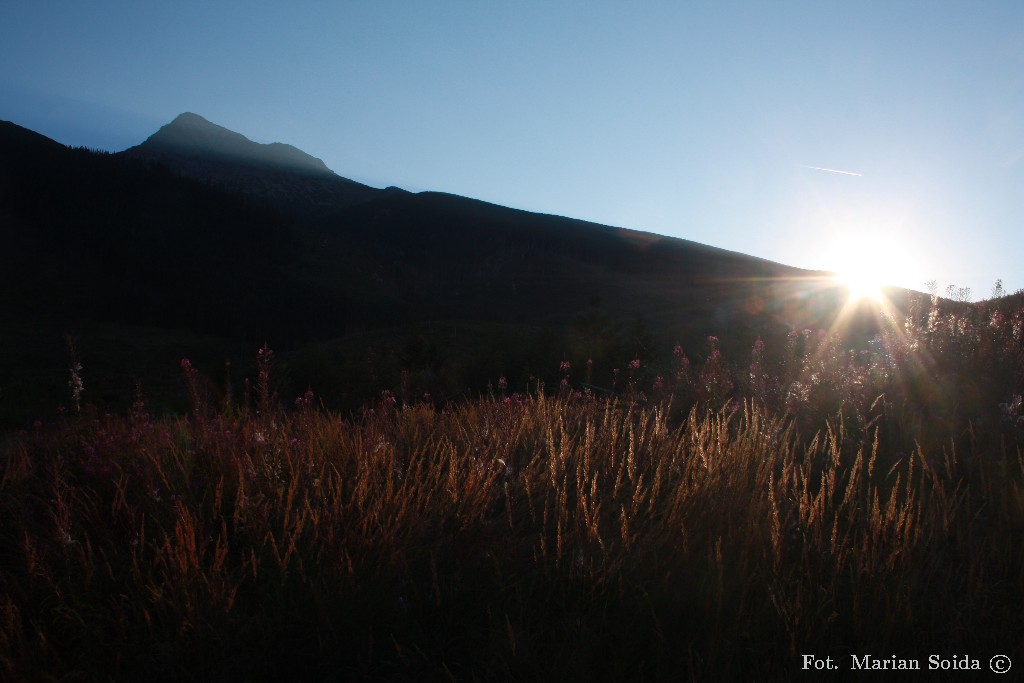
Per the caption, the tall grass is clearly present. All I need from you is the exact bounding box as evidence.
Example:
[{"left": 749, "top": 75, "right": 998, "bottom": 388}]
[{"left": 2, "top": 291, "right": 1024, "bottom": 680}]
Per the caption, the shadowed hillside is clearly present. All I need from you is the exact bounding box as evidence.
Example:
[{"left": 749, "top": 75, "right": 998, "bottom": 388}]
[{"left": 0, "top": 116, "right": 910, "bottom": 425}]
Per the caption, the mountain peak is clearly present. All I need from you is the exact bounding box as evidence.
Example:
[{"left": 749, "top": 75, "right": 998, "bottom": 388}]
[
  {"left": 172, "top": 111, "right": 212, "bottom": 125},
  {"left": 119, "top": 113, "right": 387, "bottom": 212},
  {"left": 134, "top": 112, "right": 335, "bottom": 177}
]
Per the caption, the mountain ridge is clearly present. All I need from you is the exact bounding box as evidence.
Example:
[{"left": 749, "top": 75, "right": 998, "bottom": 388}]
[
  {"left": 131, "top": 112, "right": 335, "bottom": 175},
  {"left": 0, "top": 119, "right": 70, "bottom": 152},
  {"left": 121, "top": 113, "right": 810, "bottom": 277},
  {"left": 119, "top": 112, "right": 387, "bottom": 212},
  {"left": 0, "top": 113, "right": 900, "bottom": 425}
]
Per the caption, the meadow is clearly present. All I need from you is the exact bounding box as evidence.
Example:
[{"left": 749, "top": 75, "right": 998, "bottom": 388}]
[{"left": 2, "top": 288, "right": 1023, "bottom": 681}]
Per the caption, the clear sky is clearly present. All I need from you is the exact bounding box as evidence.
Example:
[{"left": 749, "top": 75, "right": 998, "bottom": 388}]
[{"left": 3, "top": 1, "right": 1022, "bottom": 299}]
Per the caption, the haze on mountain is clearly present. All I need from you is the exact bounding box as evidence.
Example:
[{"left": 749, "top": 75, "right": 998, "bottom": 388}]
[
  {"left": 0, "top": 113, "right": 890, "bottom": 426},
  {"left": 120, "top": 112, "right": 394, "bottom": 214},
  {"left": 137, "top": 112, "right": 334, "bottom": 173}
]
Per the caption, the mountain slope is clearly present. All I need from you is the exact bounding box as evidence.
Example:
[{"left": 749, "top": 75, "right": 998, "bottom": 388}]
[
  {"left": 120, "top": 113, "right": 390, "bottom": 212},
  {"left": 0, "top": 121, "right": 307, "bottom": 335},
  {"left": 0, "top": 115, "right": 896, "bottom": 425},
  {"left": 0, "top": 119, "right": 69, "bottom": 154},
  {"left": 136, "top": 112, "right": 335, "bottom": 175}
]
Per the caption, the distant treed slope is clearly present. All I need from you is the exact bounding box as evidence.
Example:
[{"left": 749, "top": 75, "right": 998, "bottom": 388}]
[
  {"left": 1, "top": 115, "right": 853, "bottom": 348},
  {"left": 310, "top": 189, "right": 847, "bottom": 334}
]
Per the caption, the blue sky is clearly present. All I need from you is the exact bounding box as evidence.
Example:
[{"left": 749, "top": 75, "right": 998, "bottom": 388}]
[{"left": 3, "top": 1, "right": 1023, "bottom": 299}]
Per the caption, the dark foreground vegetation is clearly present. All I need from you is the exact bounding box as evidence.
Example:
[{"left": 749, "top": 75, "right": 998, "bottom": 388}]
[{"left": 2, "top": 290, "right": 1024, "bottom": 681}]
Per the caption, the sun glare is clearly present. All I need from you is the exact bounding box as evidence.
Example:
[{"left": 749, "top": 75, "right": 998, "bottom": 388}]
[
  {"left": 837, "top": 269, "right": 885, "bottom": 302},
  {"left": 826, "top": 231, "right": 907, "bottom": 304}
]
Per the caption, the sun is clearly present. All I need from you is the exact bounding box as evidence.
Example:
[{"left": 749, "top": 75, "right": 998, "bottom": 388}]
[
  {"left": 825, "top": 232, "right": 903, "bottom": 304},
  {"left": 837, "top": 268, "right": 885, "bottom": 303}
]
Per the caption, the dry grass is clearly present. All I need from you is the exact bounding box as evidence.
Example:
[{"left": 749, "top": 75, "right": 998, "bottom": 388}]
[
  {"left": 3, "top": 291, "right": 1023, "bottom": 680},
  {"left": 3, "top": 378, "right": 1023, "bottom": 680}
]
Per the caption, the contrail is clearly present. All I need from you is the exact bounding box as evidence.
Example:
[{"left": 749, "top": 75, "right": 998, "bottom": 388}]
[{"left": 806, "top": 165, "right": 862, "bottom": 177}]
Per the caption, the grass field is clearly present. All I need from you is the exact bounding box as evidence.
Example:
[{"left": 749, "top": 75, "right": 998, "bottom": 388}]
[{"left": 2, "top": 291, "right": 1023, "bottom": 681}]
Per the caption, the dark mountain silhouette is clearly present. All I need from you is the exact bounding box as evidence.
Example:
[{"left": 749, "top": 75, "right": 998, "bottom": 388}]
[
  {"left": 0, "top": 115, "right": 902, "bottom": 425},
  {"left": 135, "top": 112, "right": 336, "bottom": 175},
  {"left": 0, "top": 118, "right": 69, "bottom": 153},
  {"left": 120, "top": 112, "right": 393, "bottom": 213}
]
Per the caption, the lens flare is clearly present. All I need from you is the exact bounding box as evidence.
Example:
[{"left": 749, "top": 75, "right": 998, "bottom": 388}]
[
  {"left": 837, "top": 268, "right": 885, "bottom": 303},
  {"left": 825, "top": 230, "right": 911, "bottom": 303}
]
